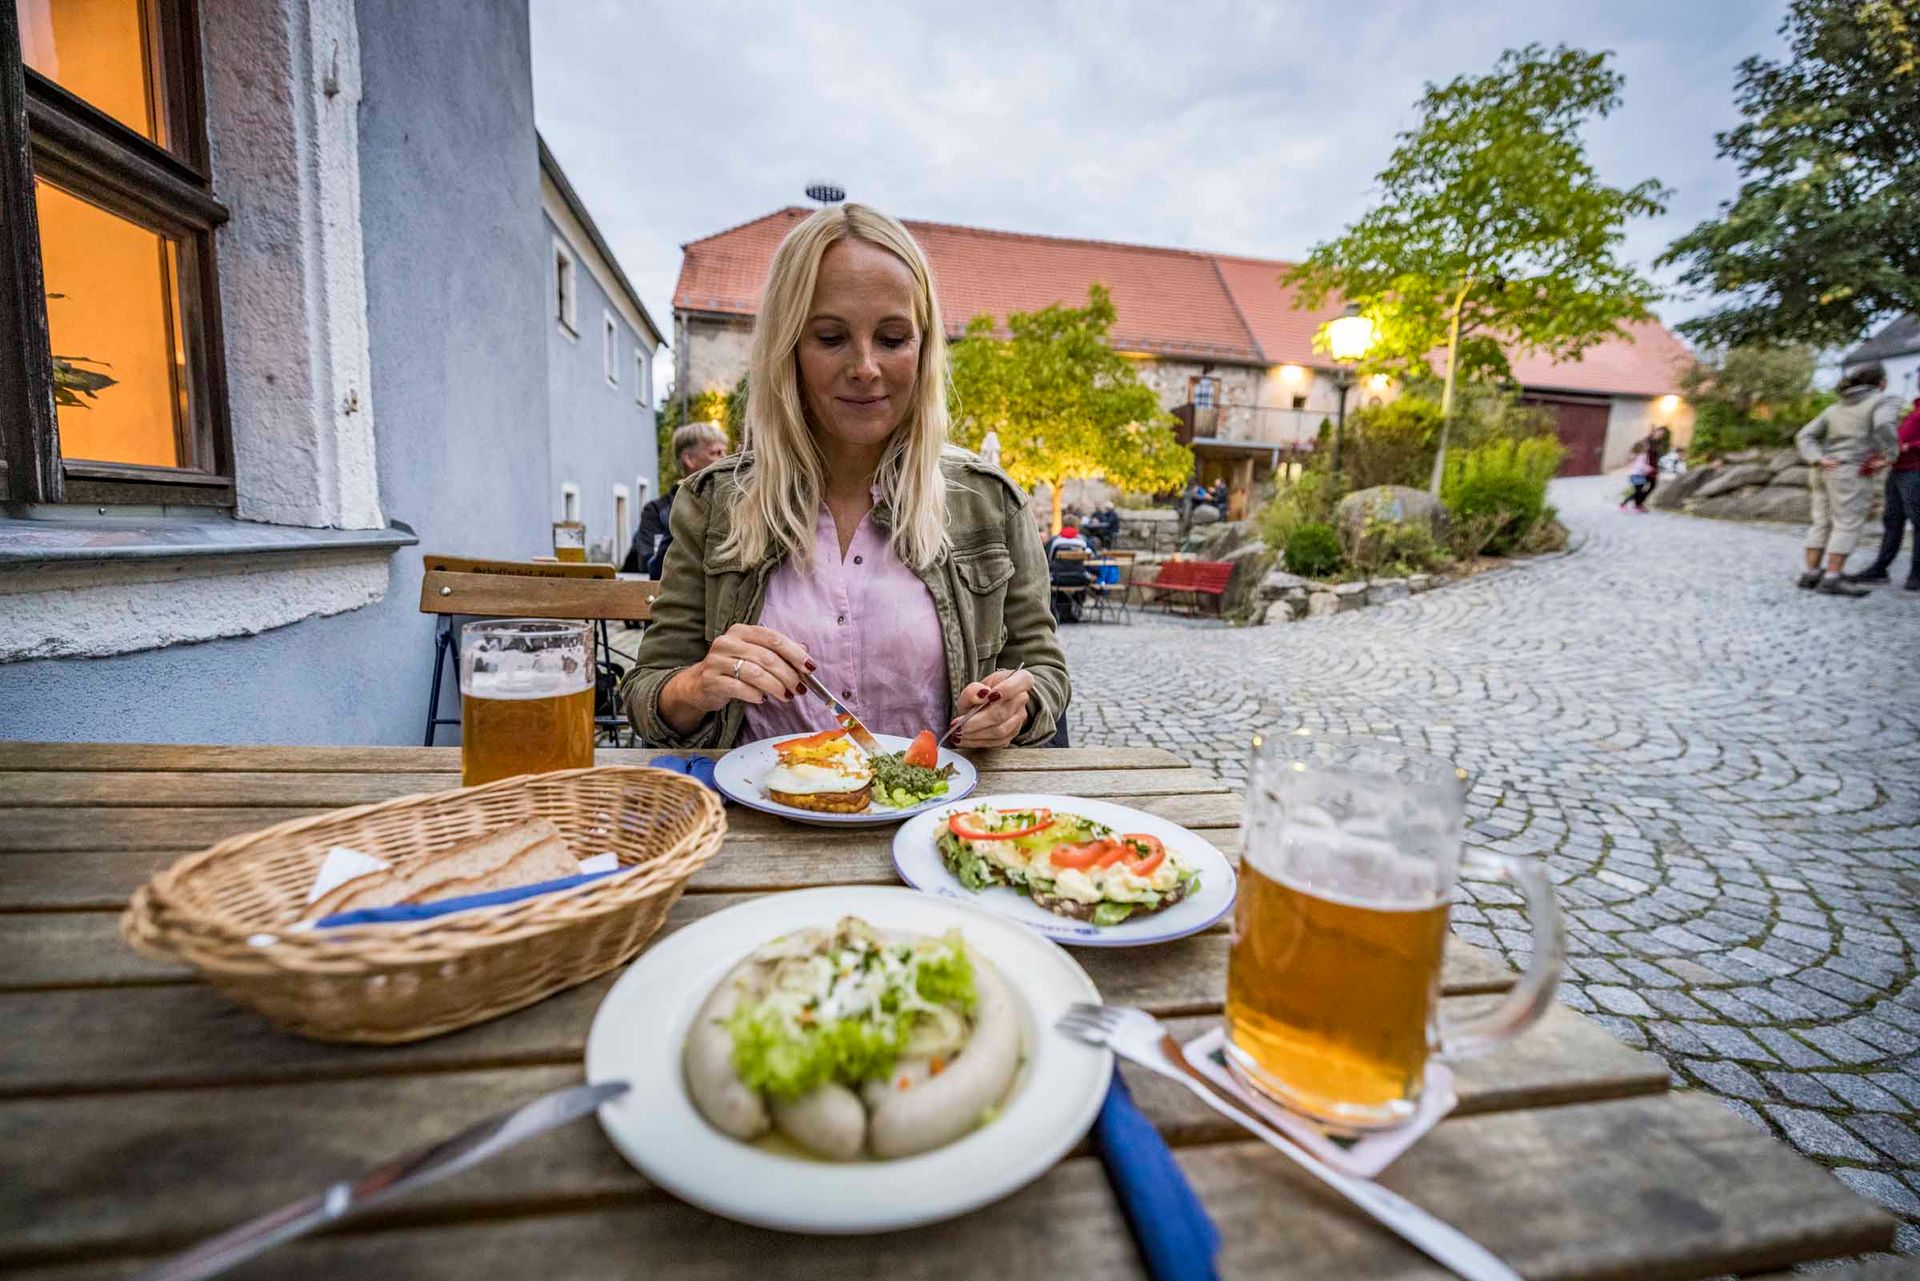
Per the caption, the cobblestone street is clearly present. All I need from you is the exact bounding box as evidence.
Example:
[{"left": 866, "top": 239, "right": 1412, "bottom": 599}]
[{"left": 1065, "top": 475, "right": 1920, "bottom": 1242}]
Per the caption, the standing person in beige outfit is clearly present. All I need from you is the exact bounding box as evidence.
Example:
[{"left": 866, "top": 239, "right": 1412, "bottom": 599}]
[{"left": 1795, "top": 363, "right": 1900, "bottom": 597}]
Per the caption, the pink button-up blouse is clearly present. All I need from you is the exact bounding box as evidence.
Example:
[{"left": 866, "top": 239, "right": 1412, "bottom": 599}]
[{"left": 742, "top": 499, "right": 951, "bottom": 742}]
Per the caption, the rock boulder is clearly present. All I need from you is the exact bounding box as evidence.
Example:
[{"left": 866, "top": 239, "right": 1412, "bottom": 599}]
[
  {"left": 1333, "top": 486, "right": 1447, "bottom": 551},
  {"left": 1692, "top": 486, "right": 1809, "bottom": 523},
  {"left": 1692, "top": 463, "right": 1772, "bottom": 500},
  {"left": 1767, "top": 466, "right": 1810, "bottom": 489},
  {"left": 1652, "top": 466, "right": 1717, "bottom": 510}
]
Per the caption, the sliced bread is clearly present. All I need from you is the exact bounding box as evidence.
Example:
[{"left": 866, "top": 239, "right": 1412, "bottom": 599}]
[{"left": 309, "top": 818, "right": 577, "bottom": 918}]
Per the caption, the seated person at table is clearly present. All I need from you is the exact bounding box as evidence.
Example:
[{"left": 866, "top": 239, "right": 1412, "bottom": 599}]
[
  {"left": 622, "top": 204, "right": 1069, "bottom": 749},
  {"left": 623, "top": 422, "right": 730, "bottom": 577},
  {"left": 1082, "top": 502, "right": 1120, "bottom": 551}
]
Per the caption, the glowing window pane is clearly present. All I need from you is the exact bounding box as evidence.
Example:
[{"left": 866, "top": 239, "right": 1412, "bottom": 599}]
[
  {"left": 17, "top": 0, "right": 168, "bottom": 146},
  {"left": 36, "top": 179, "right": 186, "bottom": 468}
]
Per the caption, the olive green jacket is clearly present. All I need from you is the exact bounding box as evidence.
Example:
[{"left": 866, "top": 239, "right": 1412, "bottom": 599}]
[{"left": 621, "top": 450, "right": 1069, "bottom": 749}]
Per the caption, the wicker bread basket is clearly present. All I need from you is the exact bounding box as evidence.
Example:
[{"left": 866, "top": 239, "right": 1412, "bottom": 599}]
[{"left": 121, "top": 766, "right": 727, "bottom": 1043}]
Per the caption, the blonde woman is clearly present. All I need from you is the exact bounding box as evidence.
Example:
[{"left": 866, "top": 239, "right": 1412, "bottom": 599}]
[{"left": 623, "top": 204, "right": 1067, "bottom": 749}]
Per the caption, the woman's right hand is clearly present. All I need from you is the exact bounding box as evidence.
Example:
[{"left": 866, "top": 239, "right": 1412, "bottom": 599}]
[{"left": 660, "top": 624, "right": 814, "bottom": 732}]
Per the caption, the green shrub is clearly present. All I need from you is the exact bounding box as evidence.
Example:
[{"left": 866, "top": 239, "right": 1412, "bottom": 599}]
[
  {"left": 1256, "top": 468, "right": 1344, "bottom": 549},
  {"left": 1348, "top": 513, "right": 1450, "bottom": 578},
  {"left": 1339, "top": 399, "right": 1441, "bottom": 490},
  {"left": 1441, "top": 437, "right": 1563, "bottom": 555},
  {"left": 1283, "top": 522, "right": 1343, "bottom": 577}
]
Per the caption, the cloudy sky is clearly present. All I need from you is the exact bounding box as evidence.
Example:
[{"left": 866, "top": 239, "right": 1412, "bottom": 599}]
[{"left": 531, "top": 0, "right": 1786, "bottom": 392}]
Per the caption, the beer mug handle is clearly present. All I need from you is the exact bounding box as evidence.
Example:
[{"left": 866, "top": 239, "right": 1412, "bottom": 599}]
[{"left": 1436, "top": 849, "right": 1565, "bottom": 1062}]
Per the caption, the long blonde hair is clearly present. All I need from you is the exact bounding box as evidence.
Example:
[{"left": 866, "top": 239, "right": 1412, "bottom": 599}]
[{"left": 720, "top": 204, "right": 951, "bottom": 570}]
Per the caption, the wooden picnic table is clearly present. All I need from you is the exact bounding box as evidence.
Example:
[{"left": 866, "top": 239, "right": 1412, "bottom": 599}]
[{"left": 0, "top": 741, "right": 1897, "bottom": 1280}]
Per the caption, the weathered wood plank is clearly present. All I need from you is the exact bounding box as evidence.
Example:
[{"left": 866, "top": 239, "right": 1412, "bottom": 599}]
[
  {"left": 0, "top": 1014, "right": 1665, "bottom": 1266},
  {"left": 0, "top": 743, "right": 1189, "bottom": 774},
  {"left": 0, "top": 765, "right": 1228, "bottom": 809},
  {"left": 0, "top": 792, "right": 1247, "bottom": 860},
  {"left": 7, "top": 1095, "right": 1888, "bottom": 1280},
  {"left": 0, "top": 933, "right": 1512, "bottom": 1096}
]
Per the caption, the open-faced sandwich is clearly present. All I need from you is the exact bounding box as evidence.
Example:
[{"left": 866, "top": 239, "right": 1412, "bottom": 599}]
[
  {"left": 683, "top": 916, "right": 1020, "bottom": 1160},
  {"left": 763, "top": 729, "right": 874, "bottom": 813},
  {"left": 935, "top": 806, "right": 1199, "bottom": 926},
  {"left": 763, "top": 729, "right": 956, "bottom": 814}
]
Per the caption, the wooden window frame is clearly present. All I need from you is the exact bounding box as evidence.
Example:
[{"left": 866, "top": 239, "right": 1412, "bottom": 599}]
[{"left": 0, "top": 0, "right": 233, "bottom": 508}]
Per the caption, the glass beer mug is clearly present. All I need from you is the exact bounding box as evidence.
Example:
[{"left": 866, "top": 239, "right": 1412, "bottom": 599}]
[
  {"left": 458, "top": 619, "right": 596, "bottom": 787},
  {"left": 1225, "top": 732, "right": 1564, "bottom": 1129}
]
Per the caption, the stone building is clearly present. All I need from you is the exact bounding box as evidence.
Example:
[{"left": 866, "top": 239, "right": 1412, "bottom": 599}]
[{"left": 672, "top": 207, "right": 1697, "bottom": 514}]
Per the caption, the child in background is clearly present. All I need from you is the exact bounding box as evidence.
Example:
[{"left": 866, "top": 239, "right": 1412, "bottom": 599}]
[{"left": 1620, "top": 444, "right": 1656, "bottom": 513}]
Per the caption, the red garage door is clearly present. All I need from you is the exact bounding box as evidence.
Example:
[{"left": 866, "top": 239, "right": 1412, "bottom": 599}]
[{"left": 1521, "top": 395, "right": 1611, "bottom": 476}]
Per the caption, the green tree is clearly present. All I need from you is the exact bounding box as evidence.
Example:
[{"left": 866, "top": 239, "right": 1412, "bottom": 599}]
[
  {"left": 1678, "top": 345, "right": 1834, "bottom": 456},
  {"left": 948, "top": 284, "right": 1192, "bottom": 531},
  {"left": 1660, "top": 0, "right": 1920, "bottom": 349},
  {"left": 1284, "top": 44, "right": 1666, "bottom": 495},
  {"left": 654, "top": 375, "right": 745, "bottom": 489}
]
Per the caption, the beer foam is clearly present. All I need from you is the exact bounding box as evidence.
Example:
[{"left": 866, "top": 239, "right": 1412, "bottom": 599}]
[
  {"left": 1243, "top": 806, "right": 1447, "bottom": 911},
  {"left": 463, "top": 648, "right": 593, "bottom": 699}
]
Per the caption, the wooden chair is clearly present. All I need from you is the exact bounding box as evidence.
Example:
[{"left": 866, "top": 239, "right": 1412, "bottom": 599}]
[
  {"left": 418, "top": 555, "right": 660, "bottom": 747},
  {"left": 1087, "top": 550, "right": 1137, "bottom": 623}
]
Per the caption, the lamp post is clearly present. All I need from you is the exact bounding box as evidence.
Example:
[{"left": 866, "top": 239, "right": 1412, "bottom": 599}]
[{"left": 1323, "top": 303, "right": 1375, "bottom": 478}]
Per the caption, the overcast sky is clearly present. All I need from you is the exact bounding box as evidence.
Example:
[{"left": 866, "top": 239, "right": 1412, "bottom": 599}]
[{"left": 531, "top": 0, "right": 1786, "bottom": 394}]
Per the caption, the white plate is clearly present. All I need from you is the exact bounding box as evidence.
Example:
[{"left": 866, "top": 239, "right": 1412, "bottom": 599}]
[
  {"left": 713, "top": 733, "right": 978, "bottom": 828},
  {"left": 891, "top": 793, "right": 1238, "bottom": 948},
  {"left": 585, "top": 886, "right": 1110, "bottom": 1233}
]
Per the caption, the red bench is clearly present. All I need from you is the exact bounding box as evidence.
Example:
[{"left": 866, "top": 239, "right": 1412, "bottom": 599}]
[{"left": 1139, "top": 559, "right": 1233, "bottom": 616}]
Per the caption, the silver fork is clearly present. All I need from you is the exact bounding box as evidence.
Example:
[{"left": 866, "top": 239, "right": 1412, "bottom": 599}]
[{"left": 1059, "top": 1004, "right": 1522, "bottom": 1281}]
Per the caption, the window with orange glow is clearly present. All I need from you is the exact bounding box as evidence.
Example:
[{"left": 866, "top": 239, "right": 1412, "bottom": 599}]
[
  {"left": 35, "top": 178, "right": 185, "bottom": 468},
  {"left": 16, "top": 0, "right": 167, "bottom": 146}
]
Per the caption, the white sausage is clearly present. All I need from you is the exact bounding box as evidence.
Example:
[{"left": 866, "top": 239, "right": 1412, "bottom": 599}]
[
  {"left": 772, "top": 1082, "right": 867, "bottom": 1161},
  {"left": 867, "top": 949, "right": 1022, "bottom": 1159},
  {"left": 861, "top": 1057, "right": 933, "bottom": 1112},
  {"left": 683, "top": 959, "right": 771, "bottom": 1141}
]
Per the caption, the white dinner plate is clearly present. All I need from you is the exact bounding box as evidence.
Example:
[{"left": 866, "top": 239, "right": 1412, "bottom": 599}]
[
  {"left": 585, "top": 886, "right": 1111, "bottom": 1234},
  {"left": 891, "top": 793, "right": 1238, "bottom": 948},
  {"left": 712, "top": 733, "right": 978, "bottom": 827}
]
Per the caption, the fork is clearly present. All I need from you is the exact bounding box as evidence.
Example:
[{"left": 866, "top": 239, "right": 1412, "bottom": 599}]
[{"left": 1058, "top": 1004, "right": 1522, "bottom": 1281}]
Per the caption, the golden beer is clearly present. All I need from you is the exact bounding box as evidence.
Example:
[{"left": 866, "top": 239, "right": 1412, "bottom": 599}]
[
  {"left": 461, "top": 683, "right": 594, "bottom": 786},
  {"left": 458, "top": 619, "right": 595, "bottom": 787},
  {"left": 1225, "top": 860, "right": 1450, "bottom": 1126}
]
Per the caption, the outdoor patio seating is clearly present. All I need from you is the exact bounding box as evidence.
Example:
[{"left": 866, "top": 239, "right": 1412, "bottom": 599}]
[
  {"left": 1084, "top": 551, "right": 1135, "bottom": 623},
  {"left": 417, "top": 554, "right": 659, "bottom": 748}
]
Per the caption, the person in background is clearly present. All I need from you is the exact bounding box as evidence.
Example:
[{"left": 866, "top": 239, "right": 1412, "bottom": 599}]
[
  {"left": 1083, "top": 501, "right": 1120, "bottom": 552},
  {"left": 1641, "top": 425, "right": 1673, "bottom": 504},
  {"left": 1795, "top": 362, "right": 1901, "bottom": 597},
  {"left": 623, "top": 422, "right": 729, "bottom": 577},
  {"left": 1209, "top": 478, "right": 1229, "bottom": 511},
  {"left": 1842, "top": 395, "right": 1920, "bottom": 591},
  {"left": 1619, "top": 440, "right": 1656, "bottom": 513}
]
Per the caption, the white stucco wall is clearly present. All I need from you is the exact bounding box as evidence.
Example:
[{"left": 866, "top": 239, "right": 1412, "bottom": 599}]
[
  {"left": 680, "top": 314, "right": 754, "bottom": 402},
  {"left": 1884, "top": 352, "right": 1920, "bottom": 405},
  {"left": 1604, "top": 395, "right": 1696, "bottom": 470}
]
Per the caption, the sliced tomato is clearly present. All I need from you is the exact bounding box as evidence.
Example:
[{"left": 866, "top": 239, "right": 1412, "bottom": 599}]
[
  {"left": 903, "top": 730, "right": 939, "bottom": 769},
  {"left": 1118, "top": 833, "right": 1167, "bottom": 876},
  {"left": 1048, "top": 839, "right": 1121, "bottom": 870},
  {"left": 948, "top": 808, "right": 1053, "bottom": 841}
]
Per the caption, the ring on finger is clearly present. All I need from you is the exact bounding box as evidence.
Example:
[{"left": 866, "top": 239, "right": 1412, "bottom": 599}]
[{"left": 731, "top": 657, "right": 745, "bottom": 680}]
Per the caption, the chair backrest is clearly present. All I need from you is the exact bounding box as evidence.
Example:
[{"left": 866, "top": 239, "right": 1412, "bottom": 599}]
[
  {"left": 422, "top": 553, "right": 614, "bottom": 580},
  {"left": 418, "top": 555, "right": 657, "bottom": 622},
  {"left": 1192, "top": 561, "right": 1234, "bottom": 592},
  {"left": 1054, "top": 548, "right": 1090, "bottom": 565},
  {"left": 1153, "top": 560, "right": 1197, "bottom": 589}
]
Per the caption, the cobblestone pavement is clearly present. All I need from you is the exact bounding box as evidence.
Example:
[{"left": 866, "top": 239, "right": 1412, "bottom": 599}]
[{"left": 1064, "top": 475, "right": 1920, "bottom": 1243}]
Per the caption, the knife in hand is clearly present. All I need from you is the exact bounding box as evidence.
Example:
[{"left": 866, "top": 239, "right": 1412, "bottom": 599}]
[
  {"left": 799, "top": 670, "right": 884, "bottom": 754},
  {"left": 129, "top": 1080, "right": 629, "bottom": 1281}
]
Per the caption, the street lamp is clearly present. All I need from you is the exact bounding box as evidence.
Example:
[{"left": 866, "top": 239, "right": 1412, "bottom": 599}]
[{"left": 1324, "top": 303, "right": 1375, "bottom": 478}]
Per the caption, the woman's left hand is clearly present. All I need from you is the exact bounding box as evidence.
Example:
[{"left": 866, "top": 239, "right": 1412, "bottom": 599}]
[{"left": 949, "top": 668, "right": 1035, "bottom": 748}]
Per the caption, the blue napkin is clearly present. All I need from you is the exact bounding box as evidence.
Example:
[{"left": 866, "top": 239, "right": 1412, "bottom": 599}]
[
  {"left": 1092, "top": 1071, "right": 1222, "bottom": 1281},
  {"left": 314, "top": 867, "right": 625, "bottom": 928},
  {"left": 649, "top": 754, "right": 718, "bottom": 791}
]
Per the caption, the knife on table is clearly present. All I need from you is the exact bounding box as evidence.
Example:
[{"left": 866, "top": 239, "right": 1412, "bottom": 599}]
[
  {"left": 799, "top": 670, "right": 885, "bottom": 754},
  {"left": 129, "top": 1080, "right": 629, "bottom": 1281}
]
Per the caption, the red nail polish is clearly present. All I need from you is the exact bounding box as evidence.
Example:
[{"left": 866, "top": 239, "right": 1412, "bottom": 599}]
[
  {"left": 804, "top": 660, "right": 817, "bottom": 672},
  {"left": 988, "top": 691, "right": 1003, "bottom": 702}
]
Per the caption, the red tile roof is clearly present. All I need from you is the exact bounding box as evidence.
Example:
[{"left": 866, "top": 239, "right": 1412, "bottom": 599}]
[{"left": 676, "top": 208, "right": 1690, "bottom": 397}]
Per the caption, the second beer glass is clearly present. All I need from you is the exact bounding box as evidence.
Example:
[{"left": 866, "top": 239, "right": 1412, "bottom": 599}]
[
  {"left": 458, "top": 619, "right": 595, "bottom": 787},
  {"left": 1226, "top": 732, "right": 1564, "bottom": 1130}
]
